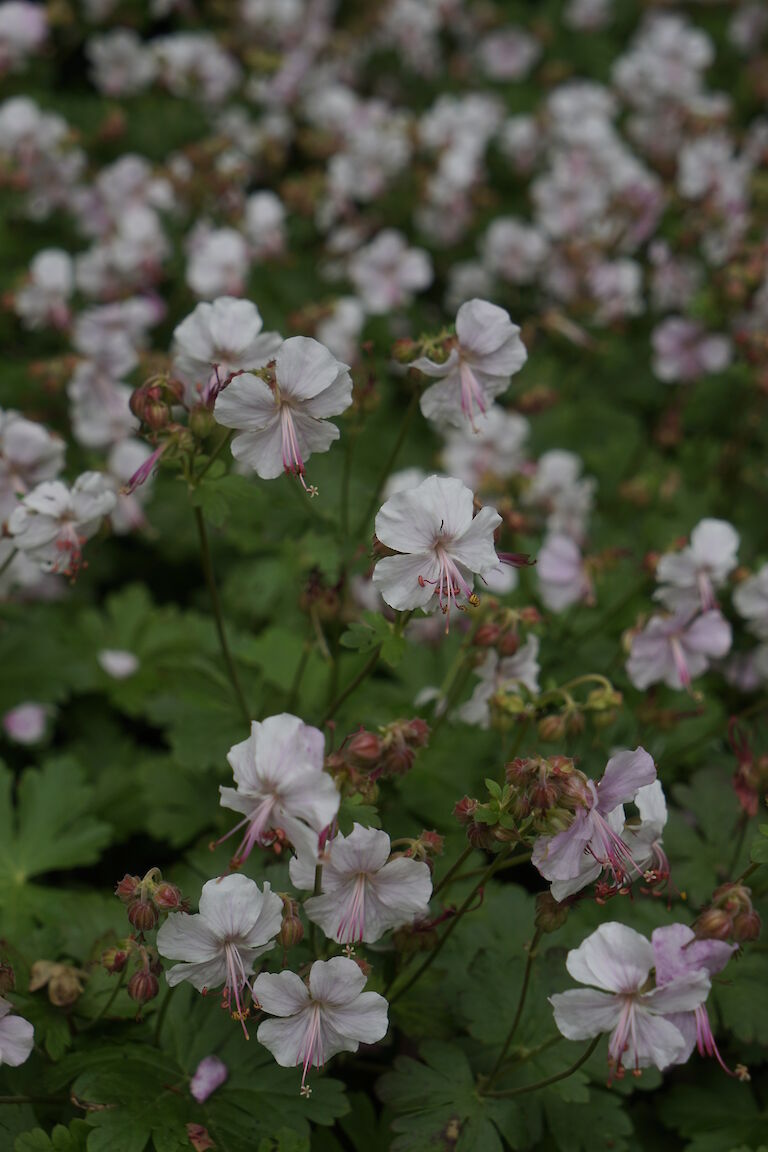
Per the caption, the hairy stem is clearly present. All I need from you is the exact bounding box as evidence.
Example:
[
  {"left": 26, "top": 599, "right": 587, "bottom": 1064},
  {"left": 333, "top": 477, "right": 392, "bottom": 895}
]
[
  {"left": 193, "top": 505, "right": 251, "bottom": 727},
  {"left": 482, "top": 1035, "right": 600, "bottom": 1098},
  {"left": 432, "top": 844, "right": 474, "bottom": 897},
  {"left": 484, "top": 927, "right": 543, "bottom": 1089},
  {"left": 388, "top": 847, "right": 512, "bottom": 1005}
]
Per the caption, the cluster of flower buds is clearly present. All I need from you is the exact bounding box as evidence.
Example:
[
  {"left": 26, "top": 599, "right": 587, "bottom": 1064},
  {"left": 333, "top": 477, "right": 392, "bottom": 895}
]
[
  {"left": 390, "top": 829, "right": 444, "bottom": 871},
  {"left": 537, "top": 677, "right": 622, "bottom": 741},
  {"left": 504, "top": 755, "right": 593, "bottom": 837},
  {"left": 391, "top": 330, "right": 453, "bottom": 367},
  {"left": 331, "top": 718, "right": 430, "bottom": 786},
  {"left": 129, "top": 376, "right": 185, "bottom": 433},
  {"left": 115, "top": 868, "right": 187, "bottom": 934},
  {"left": 454, "top": 779, "right": 521, "bottom": 849},
  {"left": 473, "top": 606, "right": 541, "bottom": 655},
  {"left": 694, "top": 882, "right": 761, "bottom": 943},
  {"left": 29, "top": 960, "right": 87, "bottom": 1007},
  {"left": 100, "top": 933, "right": 162, "bottom": 1006}
]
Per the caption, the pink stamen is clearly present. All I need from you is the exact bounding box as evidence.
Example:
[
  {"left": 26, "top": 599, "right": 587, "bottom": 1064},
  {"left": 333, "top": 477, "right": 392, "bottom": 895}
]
[
  {"left": 223, "top": 941, "right": 250, "bottom": 1039},
  {"left": 419, "top": 544, "right": 478, "bottom": 632},
  {"left": 280, "top": 405, "right": 317, "bottom": 496},
  {"left": 123, "top": 442, "right": 167, "bottom": 495},
  {"left": 336, "top": 874, "right": 367, "bottom": 943},
  {"left": 588, "top": 812, "right": 646, "bottom": 889},
  {"left": 458, "top": 361, "right": 487, "bottom": 430},
  {"left": 669, "top": 636, "right": 691, "bottom": 691},
  {"left": 694, "top": 1004, "right": 735, "bottom": 1075},
  {"left": 211, "top": 796, "right": 277, "bottom": 864},
  {"left": 299, "top": 1004, "right": 325, "bottom": 1090},
  {"left": 697, "top": 571, "right": 716, "bottom": 611},
  {"left": 52, "top": 523, "right": 87, "bottom": 577}
]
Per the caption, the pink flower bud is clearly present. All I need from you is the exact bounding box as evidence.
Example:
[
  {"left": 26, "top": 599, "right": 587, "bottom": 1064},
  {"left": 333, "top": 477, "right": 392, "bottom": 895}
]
[
  {"left": 128, "top": 900, "right": 159, "bottom": 932},
  {"left": 127, "top": 969, "right": 159, "bottom": 1004}
]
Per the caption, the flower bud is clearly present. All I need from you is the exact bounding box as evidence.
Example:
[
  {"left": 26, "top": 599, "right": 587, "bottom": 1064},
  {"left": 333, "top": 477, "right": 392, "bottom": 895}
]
[
  {"left": 565, "top": 711, "right": 585, "bottom": 736},
  {"left": 128, "top": 969, "right": 159, "bottom": 1004},
  {"left": 391, "top": 338, "right": 419, "bottom": 364},
  {"left": 535, "top": 891, "right": 569, "bottom": 933},
  {"left": 693, "top": 907, "right": 734, "bottom": 941},
  {"left": 278, "top": 899, "right": 304, "bottom": 949},
  {"left": 497, "top": 630, "right": 520, "bottom": 656},
  {"left": 732, "top": 909, "right": 761, "bottom": 942},
  {"left": 154, "top": 882, "right": 185, "bottom": 911},
  {"left": 473, "top": 623, "right": 501, "bottom": 648},
  {"left": 538, "top": 714, "right": 566, "bottom": 742},
  {"left": 115, "top": 874, "right": 142, "bottom": 903},
  {"left": 346, "top": 729, "right": 382, "bottom": 766},
  {"left": 128, "top": 899, "right": 159, "bottom": 933},
  {"left": 189, "top": 404, "right": 216, "bottom": 440},
  {"left": 102, "top": 945, "right": 130, "bottom": 974}
]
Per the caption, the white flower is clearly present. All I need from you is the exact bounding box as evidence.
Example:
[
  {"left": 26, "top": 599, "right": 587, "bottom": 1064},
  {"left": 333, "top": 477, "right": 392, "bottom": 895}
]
[
  {"left": 733, "top": 563, "right": 768, "bottom": 640},
  {"left": 316, "top": 297, "right": 365, "bottom": 364},
  {"left": 441, "top": 406, "right": 529, "bottom": 491},
  {"left": 243, "top": 191, "right": 286, "bottom": 258},
  {"left": 0, "top": 409, "right": 65, "bottom": 523},
  {"left": 626, "top": 610, "right": 732, "bottom": 691},
  {"left": 67, "top": 363, "right": 137, "bottom": 450},
  {"left": 411, "top": 300, "right": 527, "bottom": 429},
  {"left": 655, "top": 518, "right": 739, "bottom": 613},
  {"left": 213, "top": 336, "right": 352, "bottom": 492},
  {"left": 218, "top": 713, "right": 340, "bottom": 862},
  {"left": 550, "top": 922, "right": 711, "bottom": 1075},
  {"left": 537, "top": 534, "right": 593, "bottom": 613},
  {"left": 157, "top": 873, "right": 282, "bottom": 1034},
  {"left": 2, "top": 701, "right": 48, "bottom": 744},
  {"left": 253, "top": 956, "right": 388, "bottom": 1091},
  {"left": 0, "top": 998, "right": 34, "bottom": 1066},
  {"left": 372, "top": 474, "right": 502, "bottom": 624},
  {"left": 98, "top": 649, "right": 140, "bottom": 679},
  {"left": 86, "top": 29, "right": 156, "bottom": 97},
  {"left": 14, "top": 248, "right": 73, "bottom": 330},
  {"left": 186, "top": 227, "right": 250, "bottom": 299},
  {"left": 457, "top": 638, "right": 540, "bottom": 728},
  {"left": 9, "top": 472, "right": 116, "bottom": 576},
  {"left": 524, "top": 450, "right": 596, "bottom": 542},
  {"left": 289, "top": 824, "right": 432, "bottom": 944},
  {"left": 347, "top": 229, "right": 432, "bottom": 315},
  {"left": 172, "top": 296, "right": 282, "bottom": 402}
]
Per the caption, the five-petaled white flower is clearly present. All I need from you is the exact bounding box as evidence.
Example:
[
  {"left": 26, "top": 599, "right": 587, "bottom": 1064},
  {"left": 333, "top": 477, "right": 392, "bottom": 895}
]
[
  {"left": 0, "top": 998, "right": 34, "bottom": 1067},
  {"left": 410, "top": 299, "right": 527, "bottom": 428},
  {"left": 372, "top": 474, "right": 502, "bottom": 627},
  {"left": 214, "top": 335, "right": 353, "bottom": 493},
  {"left": 655, "top": 518, "right": 739, "bottom": 614},
  {"left": 156, "top": 873, "right": 282, "bottom": 1036},
  {"left": 550, "top": 922, "right": 711, "bottom": 1077},
  {"left": 218, "top": 713, "right": 340, "bottom": 863},
  {"left": 172, "top": 296, "right": 282, "bottom": 403},
  {"left": 8, "top": 471, "right": 116, "bottom": 576},
  {"left": 253, "top": 956, "right": 388, "bottom": 1093},
  {"left": 289, "top": 823, "right": 432, "bottom": 944}
]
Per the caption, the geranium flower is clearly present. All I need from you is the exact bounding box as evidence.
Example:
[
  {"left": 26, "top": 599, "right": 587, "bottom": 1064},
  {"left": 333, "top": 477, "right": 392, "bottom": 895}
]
[
  {"left": 372, "top": 474, "right": 502, "bottom": 626},
  {"left": 8, "top": 472, "right": 116, "bottom": 576},
  {"left": 172, "top": 296, "right": 282, "bottom": 402},
  {"left": 0, "top": 408, "right": 65, "bottom": 523},
  {"left": 651, "top": 923, "right": 740, "bottom": 1076},
  {"left": 733, "top": 562, "right": 768, "bottom": 640},
  {"left": 550, "top": 922, "right": 711, "bottom": 1076},
  {"left": 626, "top": 610, "right": 732, "bottom": 691},
  {"left": 410, "top": 299, "right": 527, "bottom": 428},
  {"left": 214, "top": 336, "right": 353, "bottom": 493},
  {"left": 532, "top": 748, "right": 657, "bottom": 897},
  {"left": 537, "top": 534, "right": 593, "bottom": 612},
  {"left": 253, "top": 956, "right": 388, "bottom": 1093},
  {"left": 218, "top": 713, "right": 340, "bottom": 863},
  {"left": 289, "top": 823, "right": 432, "bottom": 944},
  {"left": 189, "top": 1055, "right": 228, "bottom": 1102},
  {"left": 156, "top": 874, "right": 282, "bottom": 1036},
  {"left": 655, "top": 518, "right": 739, "bottom": 613},
  {"left": 457, "top": 637, "right": 540, "bottom": 728},
  {"left": 0, "top": 998, "right": 34, "bottom": 1066}
]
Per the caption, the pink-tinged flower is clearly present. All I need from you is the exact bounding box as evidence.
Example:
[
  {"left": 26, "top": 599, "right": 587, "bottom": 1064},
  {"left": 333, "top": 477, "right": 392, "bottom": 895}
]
[
  {"left": 289, "top": 824, "right": 432, "bottom": 944},
  {"left": 0, "top": 2, "right": 47, "bottom": 74},
  {"left": 533, "top": 748, "right": 657, "bottom": 898},
  {"left": 626, "top": 610, "right": 732, "bottom": 691},
  {"left": 8, "top": 472, "right": 116, "bottom": 577},
  {"left": 457, "top": 638, "right": 540, "bottom": 728},
  {"left": 441, "top": 405, "right": 529, "bottom": 489},
  {"left": 189, "top": 1054, "right": 228, "bottom": 1102},
  {"left": 253, "top": 956, "right": 388, "bottom": 1094},
  {"left": 411, "top": 300, "right": 527, "bottom": 429},
  {"left": 733, "top": 563, "right": 768, "bottom": 641},
  {"left": 156, "top": 874, "right": 282, "bottom": 1037},
  {"left": 537, "top": 534, "right": 593, "bottom": 613},
  {"left": 651, "top": 317, "right": 732, "bottom": 384},
  {"left": 623, "top": 781, "right": 670, "bottom": 893},
  {"left": 98, "top": 649, "right": 140, "bottom": 679},
  {"left": 14, "top": 248, "right": 73, "bottom": 331},
  {"left": 551, "top": 923, "right": 711, "bottom": 1077},
  {"left": 172, "top": 297, "right": 282, "bottom": 403},
  {"left": 0, "top": 997, "right": 34, "bottom": 1066},
  {"left": 652, "top": 924, "right": 740, "bottom": 1076},
  {"left": 655, "top": 519, "right": 739, "bottom": 613},
  {"left": 348, "top": 229, "right": 432, "bottom": 315},
  {"left": 214, "top": 336, "right": 352, "bottom": 493},
  {"left": 218, "top": 713, "right": 340, "bottom": 863},
  {"left": 372, "top": 474, "right": 502, "bottom": 626},
  {"left": 2, "top": 701, "right": 48, "bottom": 744}
]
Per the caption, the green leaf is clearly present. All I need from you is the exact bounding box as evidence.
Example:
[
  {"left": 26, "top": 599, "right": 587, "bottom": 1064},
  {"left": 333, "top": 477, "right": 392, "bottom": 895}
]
[
  {"left": 15, "top": 1121, "right": 89, "bottom": 1151},
  {"left": 544, "top": 1089, "right": 633, "bottom": 1152},
  {"left": 340, "top": 613, "right": 405, "bottom": 668}
]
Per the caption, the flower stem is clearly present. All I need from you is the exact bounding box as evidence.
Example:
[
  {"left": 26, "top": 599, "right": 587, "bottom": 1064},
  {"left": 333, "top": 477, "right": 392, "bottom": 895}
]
[
  {"left": 196, "top": 429, "right": 234, "bottom": 481},
  {"left": 388, "top": 847, "right": 512, "bottom": 1005},
  {"left": 484, "top": 927, "right": 543, "bottom": 1090},
  {"left": 481, "top": 1035, "right": 600, "bottom": 1098},
  {"left": 193, "top": 505, "right": 251, "bottom": 727},
  {"left": 81, "top": 967, "right": 127, "bottom": 1030},
  {"left": 154, "top": 983, "right": 174, "bottom": 1046},
  {"left": 321, "top": 647, "right": 380, "bottom": 726},
  {"left": 356, "top": 389, "right": 419, "bottom": 536},
  {"left": 432, "top": 844, "right": 474, "bottom": 897}
]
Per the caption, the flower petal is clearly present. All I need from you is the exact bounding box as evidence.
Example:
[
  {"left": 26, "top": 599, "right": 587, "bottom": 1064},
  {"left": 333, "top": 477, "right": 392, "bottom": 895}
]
[
  {"left": 550, "top": 989, "right": 621, "bottom": 1040},
  {"left": 565, "top": 922, "right": 655, "bottom": 993},
  {"left": 597, "top": 747, "right": 656, "bottom": 813}
]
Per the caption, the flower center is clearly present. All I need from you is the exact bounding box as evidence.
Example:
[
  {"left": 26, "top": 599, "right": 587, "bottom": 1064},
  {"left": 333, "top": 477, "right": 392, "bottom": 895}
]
[
  {"left": 458, "top": 360, "right": 487, "bottom": 430},
  {"left": 607, "top": 993, "right": 641, "bottom": 1080},
  {"left": 222, "top": 940, "right": 250, "bottom": 1038},
  {"left": 418, "top": 542, "right": 479, "bottom": 632},
  {"left": 299, "top": 1003, "right": 325, "bottom": 1091},
  {"left": 336, "top": 873, "right": 368, "bottom": 943}
]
